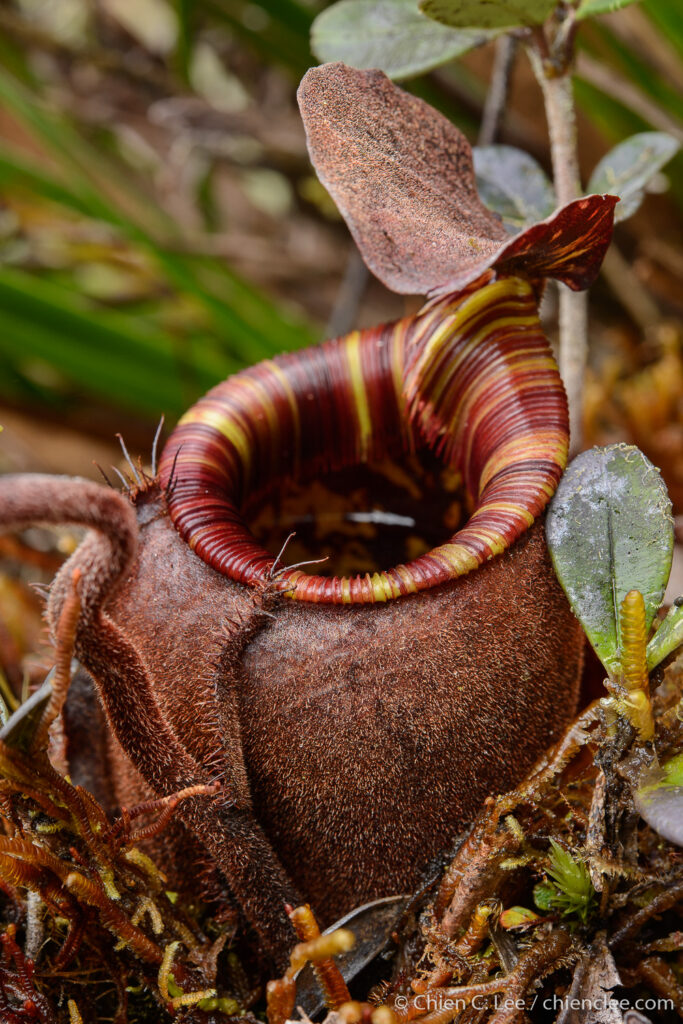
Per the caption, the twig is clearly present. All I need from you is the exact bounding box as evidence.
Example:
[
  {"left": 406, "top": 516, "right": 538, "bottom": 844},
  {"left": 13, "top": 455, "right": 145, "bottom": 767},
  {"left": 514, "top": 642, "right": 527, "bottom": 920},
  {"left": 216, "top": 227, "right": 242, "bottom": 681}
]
[
  {"left": 610, "top": 879, "right": 683, "bottom": 950},
  {"left": 24, "top": 890, "right": 45, "bottom": 963},
  {"left": 576, "top": 52, "right": 683, "bottom": 144},
  {"left": 478, "top": 36, "right": 518, "bottom": 148},
  {"left": 528, "top": 21, "right": 587, "bottom": 453},
  {"left": 325, "top": 249, "right": 370, "bottom": 340},
  {"left": 600, "top": 246, "right": 660, "bottom": 331}
]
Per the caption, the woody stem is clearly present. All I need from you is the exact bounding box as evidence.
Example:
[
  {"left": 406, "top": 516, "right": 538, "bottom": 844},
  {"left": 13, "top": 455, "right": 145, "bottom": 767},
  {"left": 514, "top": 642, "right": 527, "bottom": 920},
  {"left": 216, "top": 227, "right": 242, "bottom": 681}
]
[{"left": 529, "top": 22, "right": 586, "bottom": 455}]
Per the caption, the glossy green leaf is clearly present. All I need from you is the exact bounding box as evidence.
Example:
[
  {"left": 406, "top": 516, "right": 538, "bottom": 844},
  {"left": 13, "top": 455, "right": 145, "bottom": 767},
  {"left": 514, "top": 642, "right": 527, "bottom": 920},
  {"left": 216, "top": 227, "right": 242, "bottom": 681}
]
[
  {"left": 311, "top": 0, "right": 497, "bottom": 80},
  {"left": 635, "top": 752, "right": 683, "bottom": 846},
  {"left": 647, "top": 601, "right": 683, "bottom": 670},
  {"left": 588, "top": 131, "right": 681, "bottom": 222},
  {"left": 473, "top": 145, "right": 555, "bottom": 233},
  {"left": 577, "top": 0, "right": 638, "bottom": 18},
  {"left": 546, "top": 444, "right": 674, "bottom": 676},
  {"left": 419, "top": 0, "right": 555, "bottom": 30}
]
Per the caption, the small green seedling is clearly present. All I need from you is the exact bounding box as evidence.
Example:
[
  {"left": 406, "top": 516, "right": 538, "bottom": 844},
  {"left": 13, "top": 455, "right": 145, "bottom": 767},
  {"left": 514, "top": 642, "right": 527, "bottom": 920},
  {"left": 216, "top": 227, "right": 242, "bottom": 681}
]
[{"left": 533, "top": 839, "right": 596, "bottom": 924}]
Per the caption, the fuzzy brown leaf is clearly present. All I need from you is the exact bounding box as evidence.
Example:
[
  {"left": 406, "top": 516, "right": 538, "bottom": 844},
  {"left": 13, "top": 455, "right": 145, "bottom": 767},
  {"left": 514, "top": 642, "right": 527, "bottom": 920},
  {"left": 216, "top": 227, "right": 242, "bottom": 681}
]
[
  {"left": 298, "top": 63, "right": 618, "bottom": 296},
  {"left": 298, "top": 61, "right": 506, "bottom": 295}
]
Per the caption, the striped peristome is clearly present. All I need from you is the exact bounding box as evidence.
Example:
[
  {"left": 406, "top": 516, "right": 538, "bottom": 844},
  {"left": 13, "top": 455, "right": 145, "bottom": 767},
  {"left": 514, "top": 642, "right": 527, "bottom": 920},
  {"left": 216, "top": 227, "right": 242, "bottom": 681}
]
[{"left": 159, "top": 274, "right": 569, "bottom": 604}]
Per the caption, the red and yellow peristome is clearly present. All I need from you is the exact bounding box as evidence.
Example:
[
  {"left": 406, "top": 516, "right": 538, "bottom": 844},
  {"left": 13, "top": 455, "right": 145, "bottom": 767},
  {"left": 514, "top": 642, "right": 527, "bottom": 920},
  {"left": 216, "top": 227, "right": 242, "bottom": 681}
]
[{"left": 159, "top": 275, "right": 568, "bottom": 604}]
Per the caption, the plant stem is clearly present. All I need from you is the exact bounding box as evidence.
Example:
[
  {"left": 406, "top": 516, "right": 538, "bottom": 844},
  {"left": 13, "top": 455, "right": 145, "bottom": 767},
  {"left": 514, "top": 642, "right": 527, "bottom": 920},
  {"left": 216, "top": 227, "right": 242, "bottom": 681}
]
[
  {"left": 529, "top": 35, "right": 587, "bottom": 455},
  {"left": 325, "top": 248, "right": 369, "bottom": 340},
  {"left": 478, "top": 35, "right": 517, "bottom": 147}
]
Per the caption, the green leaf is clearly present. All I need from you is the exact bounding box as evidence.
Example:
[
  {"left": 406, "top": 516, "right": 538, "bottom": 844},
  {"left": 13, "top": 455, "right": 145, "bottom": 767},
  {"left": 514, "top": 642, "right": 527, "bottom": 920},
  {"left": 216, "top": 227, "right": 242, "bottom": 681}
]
[
  {"left": 419, "top": 0, "right": 556, "bottom": 30},
  {"left": 577, "top": 0, "right": 639, "bottom": 19},
  {"left": 203, "top": 0, "right": 313, "bottom": 79},
  {"left": 588, "top": 131, "right": 681, "bottom": 222},
  {"left": 647, "top": 601, "right": 683, "bottom": 670},
  {"left": 499, "top": 906, "right": 541, "bottom": 929},
  {"left": 643, "top": 0, "right": 683, "bottom": 63},
  {"left": 0, "top": 69, "right": 314, "bottom": 363},
  {"left": 660, "top": 752, "right": 683, "bottom": 787},
  {"left": 0, "top": 265, "right": 231, "bottom": 416},
  {"left": 472, "top": 145, "right": 555, "bottom": 233},
  {"left": 311, "top": 0, "right": 498, "bottom": 80},
  {"left": 533, "top": 882, "right": 555, "bottom": 912},
  {"left": 635, "top": 752, "right": 683, "bottom": 846},
  {"left": 546, "top": 444, "right": 674, "bottom": 677}
]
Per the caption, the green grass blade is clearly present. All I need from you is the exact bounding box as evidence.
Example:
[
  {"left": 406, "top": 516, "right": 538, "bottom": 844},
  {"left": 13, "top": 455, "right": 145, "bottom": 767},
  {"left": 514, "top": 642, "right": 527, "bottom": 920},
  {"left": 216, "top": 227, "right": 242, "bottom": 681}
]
[{"left": 0, "top": 69, "right": 315, "bottom": 360}]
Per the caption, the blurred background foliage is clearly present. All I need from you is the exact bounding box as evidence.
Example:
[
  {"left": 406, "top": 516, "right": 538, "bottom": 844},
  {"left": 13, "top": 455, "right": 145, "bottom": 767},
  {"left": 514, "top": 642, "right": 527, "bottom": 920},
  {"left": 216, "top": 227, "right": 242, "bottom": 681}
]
[{"left": 0, "top": 0, "right": 680, "bottom": 483}]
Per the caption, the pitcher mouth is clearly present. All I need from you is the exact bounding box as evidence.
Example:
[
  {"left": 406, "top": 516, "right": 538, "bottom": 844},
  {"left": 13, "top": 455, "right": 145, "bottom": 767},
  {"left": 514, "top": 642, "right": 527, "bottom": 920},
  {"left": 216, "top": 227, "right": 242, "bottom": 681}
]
[
  {"left": 160, "top": 277, "right": 569, "bottom": 605},
  {"left": 247, "top": 451, "right": 467, "bottom": 581}
]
